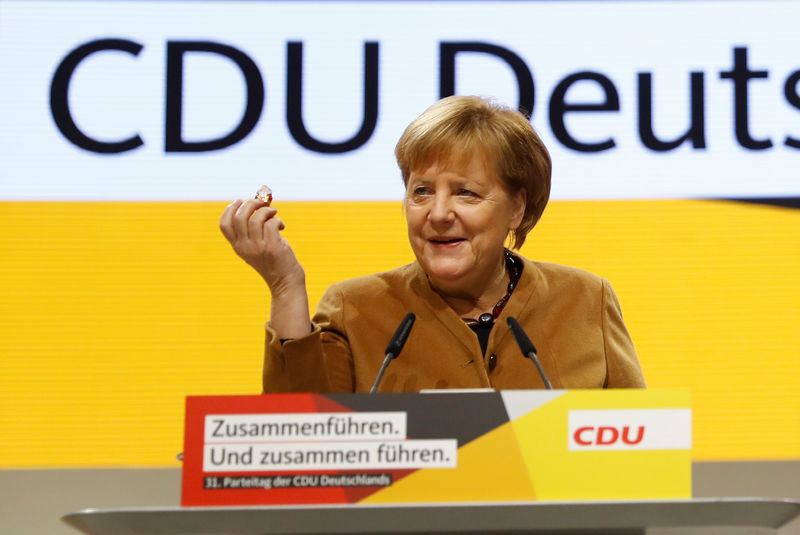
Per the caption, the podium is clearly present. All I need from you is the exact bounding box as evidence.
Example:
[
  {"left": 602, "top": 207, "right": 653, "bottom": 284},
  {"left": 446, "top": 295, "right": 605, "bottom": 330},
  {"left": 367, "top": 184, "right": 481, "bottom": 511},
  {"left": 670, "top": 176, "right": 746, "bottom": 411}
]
[
  {"left": 61, "top": 392, "right": 800, "bottom": 534},
  {"left": 62, "top": 498, "right": 800, "bottom": 535}
]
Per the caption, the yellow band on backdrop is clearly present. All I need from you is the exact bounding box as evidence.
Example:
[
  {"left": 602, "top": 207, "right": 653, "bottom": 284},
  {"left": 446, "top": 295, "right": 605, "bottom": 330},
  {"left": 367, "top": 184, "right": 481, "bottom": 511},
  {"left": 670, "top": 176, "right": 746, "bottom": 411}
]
[{"left": 0, "top": 200, "right": 797, "bottom": 466}]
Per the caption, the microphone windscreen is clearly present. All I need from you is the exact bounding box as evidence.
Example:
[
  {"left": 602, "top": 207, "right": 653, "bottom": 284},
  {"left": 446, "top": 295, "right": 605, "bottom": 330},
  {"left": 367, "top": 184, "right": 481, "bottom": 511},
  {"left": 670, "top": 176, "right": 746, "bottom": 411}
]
[
  {"left": 385, "top": 312, "right": 416, "bottom": 358},
  {"left": 507, "top": 316, "right": 537, "bottom": 356}
]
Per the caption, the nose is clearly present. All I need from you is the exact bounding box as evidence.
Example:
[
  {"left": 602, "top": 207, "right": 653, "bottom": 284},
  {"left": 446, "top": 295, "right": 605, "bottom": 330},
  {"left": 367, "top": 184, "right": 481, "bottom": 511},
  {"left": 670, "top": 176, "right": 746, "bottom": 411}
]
[{"left": 428, "top": 192, "right": 454, "bottom": 224}]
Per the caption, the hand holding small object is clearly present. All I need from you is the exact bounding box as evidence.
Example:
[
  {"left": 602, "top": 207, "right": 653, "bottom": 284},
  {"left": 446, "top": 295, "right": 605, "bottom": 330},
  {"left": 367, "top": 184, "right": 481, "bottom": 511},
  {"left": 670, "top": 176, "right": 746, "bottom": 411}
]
[{"left": 219, "top": 185, "right": 311, "bottom": 339}]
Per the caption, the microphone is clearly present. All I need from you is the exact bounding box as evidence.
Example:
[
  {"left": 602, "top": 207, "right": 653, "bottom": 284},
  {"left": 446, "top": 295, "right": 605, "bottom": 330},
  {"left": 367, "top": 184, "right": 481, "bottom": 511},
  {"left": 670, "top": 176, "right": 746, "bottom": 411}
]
[
  {"left": 369, "top": 313, "right": 416, "bottom": 394},
  {"left": 507, "top": 317, "right": 553, "bottom": 389}
]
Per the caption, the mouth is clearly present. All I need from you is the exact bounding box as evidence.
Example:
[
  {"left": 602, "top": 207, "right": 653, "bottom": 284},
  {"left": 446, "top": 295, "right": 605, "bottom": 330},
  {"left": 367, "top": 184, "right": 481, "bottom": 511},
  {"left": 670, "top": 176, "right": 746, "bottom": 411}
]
[{"left": 428, "top": 237, "right": 466, "bottom": 247}]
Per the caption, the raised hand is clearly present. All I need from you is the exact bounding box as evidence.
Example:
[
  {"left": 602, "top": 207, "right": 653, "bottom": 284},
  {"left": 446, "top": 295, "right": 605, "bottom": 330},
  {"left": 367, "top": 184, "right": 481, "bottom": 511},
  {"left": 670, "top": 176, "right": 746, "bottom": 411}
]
[{"left": 220, "top": 197, "right": 311, "bottom": 339}]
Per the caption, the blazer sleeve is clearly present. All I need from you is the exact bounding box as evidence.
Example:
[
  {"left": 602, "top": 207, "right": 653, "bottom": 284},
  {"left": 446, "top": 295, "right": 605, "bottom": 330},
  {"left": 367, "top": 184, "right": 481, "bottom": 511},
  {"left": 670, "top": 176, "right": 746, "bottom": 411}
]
[
  {"left": 262, "top": 284, "right": 355, "bottom": 393},
  {"left": 601, "top": 279, "right": 647, "bottom": 388}
]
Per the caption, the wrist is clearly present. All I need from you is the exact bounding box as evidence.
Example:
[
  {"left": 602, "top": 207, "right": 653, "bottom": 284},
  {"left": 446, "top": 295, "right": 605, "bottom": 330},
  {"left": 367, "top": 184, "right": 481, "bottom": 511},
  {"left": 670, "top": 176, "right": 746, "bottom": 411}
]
[
  {"left": 267, "top": 272, "right": 306, "bottom": 298},
  {"left": 269, "top": 289, "right": 312, "bottom": 341}
]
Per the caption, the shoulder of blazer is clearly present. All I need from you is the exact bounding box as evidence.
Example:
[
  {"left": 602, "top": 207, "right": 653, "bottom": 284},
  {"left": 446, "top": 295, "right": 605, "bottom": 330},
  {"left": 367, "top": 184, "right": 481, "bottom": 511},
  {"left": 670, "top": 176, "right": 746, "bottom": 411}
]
[
  {"left": 523, "top": 258, "right": 606, "bottom": 295},
  {"left": 326, "top": 262, "right": 424, "bottom": 298}
]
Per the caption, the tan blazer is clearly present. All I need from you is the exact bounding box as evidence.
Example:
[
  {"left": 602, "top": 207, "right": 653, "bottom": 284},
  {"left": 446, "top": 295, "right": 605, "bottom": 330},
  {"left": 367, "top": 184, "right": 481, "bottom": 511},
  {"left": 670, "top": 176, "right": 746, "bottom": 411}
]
[{"left": 263, "top": 257, "right": 645, "bottom": 393}]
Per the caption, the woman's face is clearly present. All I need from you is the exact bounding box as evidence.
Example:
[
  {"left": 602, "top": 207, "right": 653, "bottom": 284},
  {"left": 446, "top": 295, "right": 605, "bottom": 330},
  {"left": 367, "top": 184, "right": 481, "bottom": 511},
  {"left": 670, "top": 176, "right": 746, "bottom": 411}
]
[{"left": 404, "top": 155, "right": 526, "bottom": 297}]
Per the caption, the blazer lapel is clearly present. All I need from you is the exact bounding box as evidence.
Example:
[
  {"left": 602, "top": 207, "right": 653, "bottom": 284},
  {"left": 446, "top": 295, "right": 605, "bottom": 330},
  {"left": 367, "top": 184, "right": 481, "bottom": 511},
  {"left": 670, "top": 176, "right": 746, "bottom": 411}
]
[
  {"left": 491, "top": 256, "right": 541, "bottom": 350},
  {"left": 406, "top": 262, "right": 483, "bottom": 358}
]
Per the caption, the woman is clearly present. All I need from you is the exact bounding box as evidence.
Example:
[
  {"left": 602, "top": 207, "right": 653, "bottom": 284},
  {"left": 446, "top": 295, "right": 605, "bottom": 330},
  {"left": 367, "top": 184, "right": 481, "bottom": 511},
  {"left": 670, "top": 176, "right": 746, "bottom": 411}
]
[{"left": 220, "top": 96, "right": 645, "bottom": 392}]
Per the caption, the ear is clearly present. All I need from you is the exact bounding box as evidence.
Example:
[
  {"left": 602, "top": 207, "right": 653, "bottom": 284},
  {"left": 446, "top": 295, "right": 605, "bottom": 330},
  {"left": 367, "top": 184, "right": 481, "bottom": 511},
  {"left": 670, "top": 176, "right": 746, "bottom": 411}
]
[{"left": 509, "top": 189, "right": 526, "bottom": 230}]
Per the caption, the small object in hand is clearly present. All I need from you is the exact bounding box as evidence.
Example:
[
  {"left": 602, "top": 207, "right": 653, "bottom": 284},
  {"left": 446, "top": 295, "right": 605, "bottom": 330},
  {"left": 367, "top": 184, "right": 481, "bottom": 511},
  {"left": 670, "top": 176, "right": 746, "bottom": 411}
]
[{"left": 255, "top": 185, "right": 273, "bottom": 205}]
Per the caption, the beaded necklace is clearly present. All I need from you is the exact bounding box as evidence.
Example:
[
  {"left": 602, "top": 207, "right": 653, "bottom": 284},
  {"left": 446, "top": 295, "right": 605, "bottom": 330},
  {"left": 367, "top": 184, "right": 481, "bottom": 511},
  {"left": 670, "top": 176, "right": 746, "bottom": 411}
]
[{"left": 462, "top": 248, "right": 523, "bottom": 329}]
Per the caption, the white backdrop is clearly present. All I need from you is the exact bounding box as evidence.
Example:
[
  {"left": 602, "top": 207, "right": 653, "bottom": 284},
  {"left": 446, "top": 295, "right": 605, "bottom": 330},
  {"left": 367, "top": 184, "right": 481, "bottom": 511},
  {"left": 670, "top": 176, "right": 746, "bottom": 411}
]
[{"left": 1, "top": 0, "right": 799, "bottom": 201}]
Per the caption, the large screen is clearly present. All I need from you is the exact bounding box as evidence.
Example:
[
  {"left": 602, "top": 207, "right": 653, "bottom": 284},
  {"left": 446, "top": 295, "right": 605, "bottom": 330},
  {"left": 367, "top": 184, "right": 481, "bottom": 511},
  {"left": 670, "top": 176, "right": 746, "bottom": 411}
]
[{"left": 1, "top": 1, "right": 798, "bottom": 468}]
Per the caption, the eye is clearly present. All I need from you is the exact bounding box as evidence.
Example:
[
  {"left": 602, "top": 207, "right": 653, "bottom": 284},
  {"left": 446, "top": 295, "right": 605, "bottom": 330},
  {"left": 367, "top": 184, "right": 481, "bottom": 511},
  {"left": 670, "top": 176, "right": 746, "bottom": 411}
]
[
  {"left": 458, "top": 188, "right": 478, "bottom": 197},
  {"left": 412, "top": 186, "right": 431, "bottom": 196}
]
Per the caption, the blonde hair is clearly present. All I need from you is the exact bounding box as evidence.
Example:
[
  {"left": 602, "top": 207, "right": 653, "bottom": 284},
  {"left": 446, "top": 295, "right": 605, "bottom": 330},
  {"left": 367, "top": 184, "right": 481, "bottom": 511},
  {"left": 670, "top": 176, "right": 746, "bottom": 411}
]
[{"left": 395, "top": 95, "right": 551, "bottom": 249}]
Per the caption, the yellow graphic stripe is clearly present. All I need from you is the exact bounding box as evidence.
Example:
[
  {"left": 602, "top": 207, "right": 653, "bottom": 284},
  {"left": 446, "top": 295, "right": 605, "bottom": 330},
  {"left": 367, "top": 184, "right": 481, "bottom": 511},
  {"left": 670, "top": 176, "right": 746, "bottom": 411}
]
[
  {"left": 0, "top": 199, "right": 798, "bottom": 466},
  {"left": 362, "top": 421, "right": 535, "bottom": 503}
]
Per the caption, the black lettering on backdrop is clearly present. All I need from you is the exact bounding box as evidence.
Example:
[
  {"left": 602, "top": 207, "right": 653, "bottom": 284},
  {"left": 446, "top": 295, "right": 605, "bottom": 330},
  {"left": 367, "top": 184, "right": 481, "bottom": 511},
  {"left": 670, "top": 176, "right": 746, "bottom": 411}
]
[
  {"left": 49, "top": 40, "right": 799, "bottom": 156},
  {"left": 720, "top": 46, "right": 772, "bottom": 150},
  {"left": 50, "top": 39, "right": 144, "bottom": 154},
  {"left": 286, "top": 41, "right": 379, "bottom": 153},
  {"left": 784, "top": 70, "right": 800, "bottom": 149},
  {"left": 549, "top": 72, "right": 620, "bottom": 152},
  {"left": 638, "top": 72, "right": 706, "bottom": 151},
  {"left": 165, "top": 41, "right": 264, "bottom": 152},
  {"left": 439, "top": 42, "right": 534, "bottom": 117}
]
